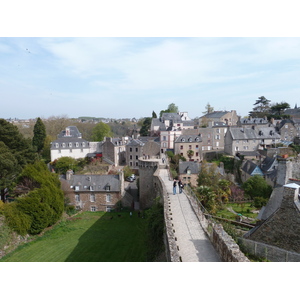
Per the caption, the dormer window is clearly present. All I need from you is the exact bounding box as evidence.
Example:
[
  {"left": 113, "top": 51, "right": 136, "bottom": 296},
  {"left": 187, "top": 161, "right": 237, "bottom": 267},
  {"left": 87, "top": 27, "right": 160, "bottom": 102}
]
[
  {"left": 181, "top": 138, "right": 185, "bottom": 142},
  {"left": 105, "top": 184, "right": 111, "bottom": 191}
]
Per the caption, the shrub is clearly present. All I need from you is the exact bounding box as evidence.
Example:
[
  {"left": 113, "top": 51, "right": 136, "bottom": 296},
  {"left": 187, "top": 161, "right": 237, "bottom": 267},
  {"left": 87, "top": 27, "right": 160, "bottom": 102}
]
[{"left": 3, "top": 202, "right": 31, "bottom": 236}]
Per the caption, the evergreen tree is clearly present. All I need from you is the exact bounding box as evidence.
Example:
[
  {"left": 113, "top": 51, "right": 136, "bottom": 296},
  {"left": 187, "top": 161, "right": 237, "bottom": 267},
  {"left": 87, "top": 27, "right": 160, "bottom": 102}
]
[
  {"left": 0, "top": 119, "right": 36, "bottom": 167},
  {"left": 32, "top": 117, "right": 46, "bottom": 153},
  {"left": 0, "top": 142, "right": 21, "bottom": 201}
]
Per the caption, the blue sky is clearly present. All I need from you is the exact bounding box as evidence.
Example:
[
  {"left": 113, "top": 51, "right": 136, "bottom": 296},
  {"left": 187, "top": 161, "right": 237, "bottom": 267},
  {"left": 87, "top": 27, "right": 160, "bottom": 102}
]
[{"left": 1, "top": 37, "right": 300, "bottom": 120}]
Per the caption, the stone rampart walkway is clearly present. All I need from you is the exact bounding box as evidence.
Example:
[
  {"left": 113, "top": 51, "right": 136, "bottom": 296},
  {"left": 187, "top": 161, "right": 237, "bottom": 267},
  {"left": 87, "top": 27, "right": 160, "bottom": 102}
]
[{"left": 159, "top": 168, "right": 221, "bottom": 262}]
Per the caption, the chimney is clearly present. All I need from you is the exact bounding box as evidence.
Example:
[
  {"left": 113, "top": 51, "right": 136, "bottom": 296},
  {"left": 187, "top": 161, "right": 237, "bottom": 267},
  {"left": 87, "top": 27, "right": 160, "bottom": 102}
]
[{"left": 66, "top": 169, "right": 74, "bottom": 180}]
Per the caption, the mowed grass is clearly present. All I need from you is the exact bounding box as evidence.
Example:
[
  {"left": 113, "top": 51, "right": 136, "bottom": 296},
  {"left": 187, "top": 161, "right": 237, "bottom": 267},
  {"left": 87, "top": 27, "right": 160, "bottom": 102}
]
[{"left": 0, "top": 211, "right": 147, "bottom": 262}]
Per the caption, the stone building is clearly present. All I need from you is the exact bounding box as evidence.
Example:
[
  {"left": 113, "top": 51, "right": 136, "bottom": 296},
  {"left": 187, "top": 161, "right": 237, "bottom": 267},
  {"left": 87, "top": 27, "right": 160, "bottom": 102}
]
[
  {"left": 198, "top": 110, "right": 238, "bottom": 127},
  {"left": 61, "top": 170, "right": 127, "bottom": 212},
  {"left": 178, "top": 161, "right": 200, "bottom": 187},
  {"left": 150, "top": 112, "right": 195, "bottom": 153},
  {"left": 101, "top": 137, "right": 128, "bottom": 166},
  {"left": 174, "top": 134, "right": 203, "bottom": 161},
  {"left": 245, "top": 183, "right": 300, "bottom": 253}
]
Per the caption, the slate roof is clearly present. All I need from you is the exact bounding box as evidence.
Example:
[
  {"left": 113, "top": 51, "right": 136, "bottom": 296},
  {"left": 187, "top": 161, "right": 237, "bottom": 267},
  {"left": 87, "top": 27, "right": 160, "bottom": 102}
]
[
  {"left": 228, "top": 127, "right": 280, "bottom": 140},
  {"left": 58, "top": 126, "right": 82, "bottom": 138},
  {"left": 161, "top": 113, "right": 183, "bottom": 123},
  {"left": 65, "top": 174, "right": 121, "bottom": 192},
  {"left": 239, "top": 117, "right": 268, "bottom": 125},
  {"left": 51, "top": 137, "right": 90, "bottom": 149},
  {"left": 241, "top": 160, "right": 263, "bottom": 176},
  {"left": 127, "top": 139, "right": 145, "bottom": 147},
  {"left": 179, "top": 161, "right": 200, "bottom": 174},
  {"left": 201, "top": 111, "right": 229, "bottom": 119},
  {"left": 175, "top": 134, "right": 202, "bottom": 143},
  {"left": 260, "top": 156, "right": 278, "bottom": 173}
]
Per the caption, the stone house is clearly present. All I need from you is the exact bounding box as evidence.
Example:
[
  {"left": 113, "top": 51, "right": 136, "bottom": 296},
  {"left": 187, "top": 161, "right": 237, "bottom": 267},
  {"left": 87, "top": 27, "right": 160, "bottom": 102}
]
[
  {"left": 126, "top": 139, "right": 145, "bottom": 169},
  {"left": 224, "top": 126, "right": 281, "bottom": 157},
  {"left": 101, "top": 137, "right": 128, "bottom": 166},
  {"left": 125, "top": 137, "right": 160, "bottom": 169},
  {"left": 241, "top": 160, "right": 264, "bottom": 183},
  {"left": 198, "top": 110, "right": 238, "bottom": 127},
  {"left": 150, "top": 112, "right": 195, "bottom": 153},
  {"left": 245, "top": 183, "right": 300, "bottom": 253},
  {"left": 275, "top": 119, "right": 298, "bottom": 143},
  {"left": 178, "top": 161, "right": 200, "bottom": 187},
  {"left": 174, "top": 134, "right": 203, "bottom": 161},
  {"left": 61, "top": 170, "right": 126, "bottom": 212},
  {"left": 237, "top": 116, "right": 269, "bottom": 129}
]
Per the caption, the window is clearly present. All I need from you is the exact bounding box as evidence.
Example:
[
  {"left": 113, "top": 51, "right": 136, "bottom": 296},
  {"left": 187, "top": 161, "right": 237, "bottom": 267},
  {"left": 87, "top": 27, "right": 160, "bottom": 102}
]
[
  {"left": 106, "top": 194, "right": 111, "bottom": 202},
  {"left": 163, "top": 136, "right": 166, "bottom": 141},
  {"left": 180, "top": 145, "right": 183, "bottom": 150},
  {"left": 189, "top": 145, "right": 192, "bottom": 150},
  {"left": 130, "top": 147, "right": 132, "bottom": 152},
  {"left": 75, "top": 194, "right": 80, "bottom": 202},
  {"left": 90, "top": 206, "right": 96, "bottom": 212},
  {"left": 215, "top": 135, "right": 220, "bottom": 140},
  {"left": 196, "top": 145, "right": 199, "bottom": 149},
  {"left": 130, "top": 155, "right": 133, "bottom": 159},
  {"left": 62, "top": 143, "right": 66, "bottom": 148},
  {"left": 90, "top": 194, "right": 95, "bottom": 202},
  {"left": 196, "top": 152, "right": 199, "bottom": 156},
  {"left": 216, "top": 128, "right": 220, "bottom": 133},
  {"left": 55, "top": 143, "right": 59, "bottom": 148},
  {"left": 82, "top": 142, "right": 85, "bottom": 147},
  {"left": 76, "top": 142, "right": 79, "bottom": 147},
  {"left": 69, "top": 142, "right": 72, "bottom": 147},
  {"left": 136, "top": 155, "right": 138, "bottom": 159},
  {"left": 136, "top": 148, "right": 138, "bottom": 152}
]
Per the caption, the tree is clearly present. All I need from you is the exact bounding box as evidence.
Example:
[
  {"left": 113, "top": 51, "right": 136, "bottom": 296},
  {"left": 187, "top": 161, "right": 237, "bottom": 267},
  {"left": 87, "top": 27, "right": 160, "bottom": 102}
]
[
  {"left": 152, "top": 111, "right": 157, "bottom": 118},
  {"left": 91, "top": 122, "right": 113, "bottom": 141},
  {"left": 32, "top": 117, "right": 46, "bottom": 153},
  {"left": 187, "top": 149, "right": 194, "bottom": 160},
  {"left": 4, "top": 161, "right": 64, "bottom": 235},
  {"left": 203, "top": 102, "right": 214, "bottom": 114},
  {"left": 0, "top": 142, "right": 21, "bottom": 202},
  {"left": 249, "top": 96, "right": 271, "bottom": 118},
  {"left": 140, "top": 117, "right": 152, "bottom": 136},
  {"left": 270, "top": 102, "right": 290, "bottom": 116},
  {"left": 242, "top": 175, "right": 272, "bottom": 199},
  {"left": 159, "top": 103, "right": 179, "bottom": 117},
  {"left": 53, "top": 157, "right": 79, "bottom": 174},
  {"left": 0, "top": 119, "right": 36, "bottom": 167}
]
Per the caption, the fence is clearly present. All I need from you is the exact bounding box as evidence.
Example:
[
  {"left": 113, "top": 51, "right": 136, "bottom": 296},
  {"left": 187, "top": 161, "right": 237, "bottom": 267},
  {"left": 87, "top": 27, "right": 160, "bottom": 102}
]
[{"left": 238, "top": 238, "right": 300, "bottom": 262}]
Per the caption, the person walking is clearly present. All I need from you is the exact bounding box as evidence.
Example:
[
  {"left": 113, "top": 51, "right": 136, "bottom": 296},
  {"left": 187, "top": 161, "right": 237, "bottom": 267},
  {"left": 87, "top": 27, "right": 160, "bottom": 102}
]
[
  {"left": 173, "top": 179, "right": 177, "bottom": 195},
  {"left": 178, "top": 179, "right": 183, "bottom": 194}
]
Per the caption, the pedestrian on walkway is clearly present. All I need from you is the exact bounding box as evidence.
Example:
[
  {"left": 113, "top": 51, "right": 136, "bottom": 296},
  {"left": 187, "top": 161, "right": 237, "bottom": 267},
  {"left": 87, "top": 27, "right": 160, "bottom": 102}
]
[
  {"left": 178, "top": 179, "right": 183, "bottom": 193},
  {"left": 173, "top": 179, "right": 177, "bottom": 195}
]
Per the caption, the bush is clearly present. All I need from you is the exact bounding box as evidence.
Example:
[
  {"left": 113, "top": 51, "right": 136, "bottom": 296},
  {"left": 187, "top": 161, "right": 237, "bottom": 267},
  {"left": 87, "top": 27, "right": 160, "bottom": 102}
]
[
  {"left": 4, "top": 161, "right": 64, "bottom": 235},
  {"left": 3, "top": 202, "right": 31, "bottom": 236},
  {"left": 253, "top": 196, "right": 268, "bottom": 209}
]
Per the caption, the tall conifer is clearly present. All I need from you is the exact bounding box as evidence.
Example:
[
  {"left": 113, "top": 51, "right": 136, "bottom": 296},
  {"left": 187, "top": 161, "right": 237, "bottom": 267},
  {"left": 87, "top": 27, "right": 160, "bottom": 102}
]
[{"left": 32, "top": 117, "right": 46, "bottom": 153}]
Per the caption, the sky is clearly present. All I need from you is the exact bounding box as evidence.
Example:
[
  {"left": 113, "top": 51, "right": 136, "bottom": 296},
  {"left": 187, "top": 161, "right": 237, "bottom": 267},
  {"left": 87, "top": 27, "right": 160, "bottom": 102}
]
[
  {"left": 2, "top": 36, "right": 300, "bottom": 120},
  {"left": 1, "top": 1, "right": 300, "bottom": 121}
]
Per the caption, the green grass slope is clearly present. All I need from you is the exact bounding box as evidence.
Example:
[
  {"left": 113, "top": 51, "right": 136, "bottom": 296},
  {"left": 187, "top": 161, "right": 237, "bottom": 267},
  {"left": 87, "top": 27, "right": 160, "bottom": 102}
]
[{"left": 0, "top": 211, "right": 147, "bottom": 262}]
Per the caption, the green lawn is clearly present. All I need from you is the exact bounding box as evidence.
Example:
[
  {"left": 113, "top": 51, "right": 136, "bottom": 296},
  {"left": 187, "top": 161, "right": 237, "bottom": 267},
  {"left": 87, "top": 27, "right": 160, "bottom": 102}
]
[
  {"left": 0, "top": 211, "right": 147, "bottom": 262},
  {"left": 216, "top": 202, "right": 258, "bottom": 220}
]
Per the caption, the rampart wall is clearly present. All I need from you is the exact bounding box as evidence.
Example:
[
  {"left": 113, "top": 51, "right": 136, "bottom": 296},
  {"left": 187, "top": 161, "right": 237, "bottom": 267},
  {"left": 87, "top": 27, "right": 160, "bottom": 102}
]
[{"left": 139, "top": 157, "right": 249, "bottom": 262}]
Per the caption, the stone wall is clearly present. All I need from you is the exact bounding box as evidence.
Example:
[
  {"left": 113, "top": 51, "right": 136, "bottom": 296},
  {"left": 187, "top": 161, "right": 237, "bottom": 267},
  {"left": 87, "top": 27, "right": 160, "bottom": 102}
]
[
  {"left": 239, "top": 238, "right": 300, "bottom": 262},
  {"left": 184, "top": 187, "right": 250, "bottom": 262}
]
